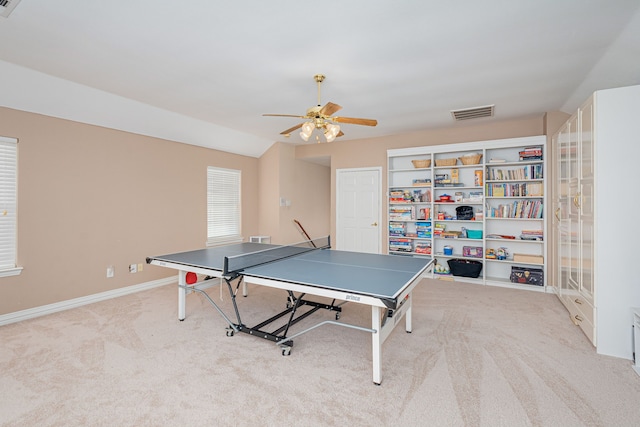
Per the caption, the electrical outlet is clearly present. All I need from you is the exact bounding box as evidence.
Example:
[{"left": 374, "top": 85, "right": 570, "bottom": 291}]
[
  {"left": 137, "top": 263, "right": 143, "bottom": 272},
  {"left": 106, "top": 266, "right": 115, "bottom": 278},
  {"left": 129, "top": 264, "right": 137, "bottom": 273}
]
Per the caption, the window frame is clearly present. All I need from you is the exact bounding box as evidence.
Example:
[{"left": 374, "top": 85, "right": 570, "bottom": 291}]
[
  {"left": 0, "top": 136, "right": 21, "bottom": 277},
  {"left": 206, "top": 166, "right": 242, "bottom": 247}
]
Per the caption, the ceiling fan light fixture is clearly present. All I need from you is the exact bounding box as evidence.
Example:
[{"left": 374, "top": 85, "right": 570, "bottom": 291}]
[
  {"left": 301, "top": 121, "right": 314, "bottom": 135},
  {"left": 324, "top": 131, "right": 336, "bottom": 143},
  {"left": 327, "top": 123, "right": 340, "bottom": 136},
  {"left": 324, "top": 123, "right": 340, "bottom": 142},
  {"left": 263, "top": 74, "right": 377, "bottom": 143},
  {"left": 300, "top": 121, "right": 314, "bottom": 141}
]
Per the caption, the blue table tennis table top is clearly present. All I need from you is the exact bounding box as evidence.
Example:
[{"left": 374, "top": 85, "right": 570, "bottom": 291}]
[{"left": 149, "top": 242, "right": 431, "bottom": 301}]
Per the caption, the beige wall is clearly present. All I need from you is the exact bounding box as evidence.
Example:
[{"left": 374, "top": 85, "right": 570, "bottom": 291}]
[
  {"left": 258, "top": 142, "right": 330, "bottom": 244},
  {"left": 0, "top": 107, "right": 260, "bottom": 315},
  {"left": 257, "top": 143, "right": 280, "bottom": 241}
]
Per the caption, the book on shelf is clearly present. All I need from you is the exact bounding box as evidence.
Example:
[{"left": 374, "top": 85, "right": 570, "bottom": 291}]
[
  {"left": 417, "top": 207, "right": 431, "bottom": 220},
  {"left": 389, "top": 222, "right": 406, "bottom": 236},
  {"left": 520, "top": 155, "right": 542, "bottom": 161},
  {"left": 520, "top": 235, "right": 543, "bottom": 241},
  {"left": 486, "top": 164, "right": 543, "bottom": 181},
  {"left": 467, "top": 191, "right": 483, "bottom": 202},
  {"left": 486, "top": 234, "right": 516, "bottom": 239},
  {"left": 488, "top": 200, "right": 543, "bottom": 219},
  {"left": 486, "top": 182, "right": 543, "bottom": 197},
  {"left": 412, "top": 179, "right": 432, "bottom": 187},
  {"left": 520, "top": 229, "right": 544, "bottom": 240},
  {"left": 389, "top": 205, "right": 415, "bottom": 220},
  {"left": 433, "top": 223, "right": 446, "bottom": 237},
  {"left": 474, "top": 170, "right": 483, "bottom": 186},
  {"left": 389, "top": 238, "right": 413, "bottom": 252},
  {"left": 414, "top": 243, "right": 432, "bottom": 254},
  {"left": 416, "top": 221, "right": 432, "bottom": 238},
  {"left": 519, "top": 146, "right": 543, "bottom": 161},
  {"left": 519, "top": 150, "right": 542, "bottom": 156}
]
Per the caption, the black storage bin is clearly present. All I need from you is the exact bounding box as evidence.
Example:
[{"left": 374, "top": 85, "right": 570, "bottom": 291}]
[
  {"left": 447, "top": 259, "right": 483, "bottom": 278},
  {"left": 456, "top": 205, "right": 473, "bottom": 220},
  {"left": 510, "top": 266, "right": 544, "bottom": 286}
]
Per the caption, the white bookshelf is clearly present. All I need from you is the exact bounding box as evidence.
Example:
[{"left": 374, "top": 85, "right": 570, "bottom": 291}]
[{"left": 387, "top": 135, "right": 547, "bottom": 292}]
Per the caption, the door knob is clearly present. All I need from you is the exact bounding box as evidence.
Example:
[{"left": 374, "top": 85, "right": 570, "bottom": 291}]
[{"left": 371, "top": 222, "right": 378, "bottom": 226}]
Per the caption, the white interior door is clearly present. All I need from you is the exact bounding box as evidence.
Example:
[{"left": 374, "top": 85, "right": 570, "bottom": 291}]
[{"left": 336, "top": 168, "right": 381, "bottom": 253}]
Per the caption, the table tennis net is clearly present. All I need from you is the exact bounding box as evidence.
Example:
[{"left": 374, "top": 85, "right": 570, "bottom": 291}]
[{"left": 223, "top": 236, "right": 331, "bottom": 275}]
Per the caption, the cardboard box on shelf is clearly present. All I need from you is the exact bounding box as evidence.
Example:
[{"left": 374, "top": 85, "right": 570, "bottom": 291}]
[{"left": 513, "top": 253, "right": 544, "bottom": 264}]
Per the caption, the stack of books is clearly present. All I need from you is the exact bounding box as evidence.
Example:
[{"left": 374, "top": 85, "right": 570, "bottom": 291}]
[
  {"left": 389, "top": 238, "right": 412, "bottom": 252},
  {"left": 389, "top": 190, "right": 411, "bottom": 203},
  {"left": 520, "top": 229, "right": 543, "bottom": 240},
  {"left": 415, "top": 243, "right": 432, "bottom": 254},
  {"left": 389, "top": 206, "right": 414, "bottom": 220},
  {"left": 389, "top": 222, "right": 406, "bottom": 236},
  {"left": 519, "top": 146, "right": 543, "bottom": 161},
  {"left": 433, "top": 223, "right": 446, "bottom": 237},
  {"left": 416, "top": 221, "right": 431, "bottom": 238}
]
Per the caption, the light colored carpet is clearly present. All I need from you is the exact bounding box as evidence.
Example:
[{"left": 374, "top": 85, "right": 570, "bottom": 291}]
[{"left": 1, "top": 279, "right": 639, "bottom": 426}]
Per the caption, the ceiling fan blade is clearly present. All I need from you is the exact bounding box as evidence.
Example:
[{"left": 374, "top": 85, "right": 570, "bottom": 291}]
[
  {"left": 319, "top": 102, "right": 342, "bottom": 116},
  {"left": 280, "top": 123, "right": 303, "bottom": 135},
  {"left": 263, "top": 114, "right": 306, "bottom": 119},
  {"left": 333, "top": 116, "right": 378, "bottom": 126}
]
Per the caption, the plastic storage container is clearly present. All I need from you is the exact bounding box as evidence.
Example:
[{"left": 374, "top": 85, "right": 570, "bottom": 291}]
[{"left": 466, "top": 229, "right": 483, "bottom": 239}]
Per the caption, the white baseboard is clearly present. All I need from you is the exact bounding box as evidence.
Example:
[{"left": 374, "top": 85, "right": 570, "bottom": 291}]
[{"left": 0, "top": 276, "right": 177, "bottom": 326}]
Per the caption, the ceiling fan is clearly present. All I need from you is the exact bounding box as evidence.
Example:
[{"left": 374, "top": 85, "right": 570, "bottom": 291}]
[{"left": 263, "top": 74, "right": 378, "bottom": 143}]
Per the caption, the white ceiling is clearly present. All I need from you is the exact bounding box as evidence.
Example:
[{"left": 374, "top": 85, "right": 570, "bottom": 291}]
[{"left": 1, "top": 0, "right": 639, "bottom": 158}]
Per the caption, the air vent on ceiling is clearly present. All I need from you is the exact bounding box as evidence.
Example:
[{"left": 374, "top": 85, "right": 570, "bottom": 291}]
[
  {"left": 0, "top": 0, "right": 21, "bottom": 18},
  {"left": 451, "top": 104, "right": 495, "bottom": 121}
]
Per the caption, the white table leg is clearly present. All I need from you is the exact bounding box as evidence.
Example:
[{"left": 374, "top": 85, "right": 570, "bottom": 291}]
[
  {"left": 405, "top": 294, "right": 413, "bottom": 332},
  {"left": 178, "top": 270, "right": 186, "bottom": 321},
  {"left": 372, "top": 306, "right": 382, "bottom": 385}
]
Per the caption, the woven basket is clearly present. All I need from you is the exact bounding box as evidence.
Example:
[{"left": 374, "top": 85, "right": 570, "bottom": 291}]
[
  {"left": 411, "top": 159, "right": 431, "bottom": 168},
  {"left": 435, "top": 158, "right": 457, "bottom": 167},
  {"left": 459, "top": 153, "right": 483, "bottom": 165}
]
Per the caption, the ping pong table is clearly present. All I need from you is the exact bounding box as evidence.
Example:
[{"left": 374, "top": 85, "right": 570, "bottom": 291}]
[{"left": 146, "top": 237, "right": 433, "bottom": 385}]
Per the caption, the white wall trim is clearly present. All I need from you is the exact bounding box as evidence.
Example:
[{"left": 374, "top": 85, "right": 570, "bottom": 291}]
[{"left": 0, "top": 276, "right": 176, "bottom": 326}]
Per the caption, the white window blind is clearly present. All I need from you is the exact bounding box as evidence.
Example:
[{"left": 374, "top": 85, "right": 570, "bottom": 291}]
[
  {"left": 207, "top": 166, "right": 242, "bottom": 246},
  {"left": 0, "top": 136, "right": 18, "bottom": 274}
]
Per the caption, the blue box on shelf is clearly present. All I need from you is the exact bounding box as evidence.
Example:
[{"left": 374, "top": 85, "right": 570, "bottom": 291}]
[{"left": 467, "top": 229, "right": 483, "bottom": 239}]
